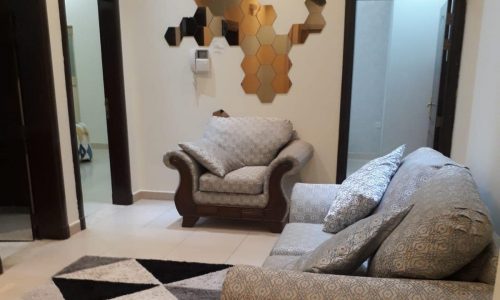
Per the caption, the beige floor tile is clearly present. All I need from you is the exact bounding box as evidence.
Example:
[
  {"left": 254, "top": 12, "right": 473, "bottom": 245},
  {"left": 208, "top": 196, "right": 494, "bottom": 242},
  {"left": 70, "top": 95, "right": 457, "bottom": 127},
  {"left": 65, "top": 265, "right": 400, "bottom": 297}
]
[
  {"left": 226, "top": 234, "right": 279, "bottom": 266},
  {"left": 166, "top": 231, "right": 247, "bottom": 264}
]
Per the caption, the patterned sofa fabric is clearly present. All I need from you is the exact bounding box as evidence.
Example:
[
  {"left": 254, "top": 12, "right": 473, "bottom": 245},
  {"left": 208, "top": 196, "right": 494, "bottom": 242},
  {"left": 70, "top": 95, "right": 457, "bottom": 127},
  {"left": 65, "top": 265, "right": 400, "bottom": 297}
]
[
  {"left": 374, "top": 147, "right": 459, "bottom": 214},
  {"left": 193, "top": 191, "right": 268, "bottom": 208},
  {"left": 323, "top": 146, "right": 405, "bottom": 234},
  {"left": 263, "top": 255, "right": 299, "bottom": 270},
  {"left": 203, "top": 117, "right": 293, "bottom": 166},
  {"left": 163, "top": 150, "right": 202, "bottom": 193},
  {"left": 450, "top": 239, "right": 499, "bottom": 284},
  {"left": 270, "top": 223, "right": 332, "bottom": 256},
  {"left": 221, "top": 266, "right": 494, "bottom": 300},
  {"left": 295, "top": 206, "right": 412, "bottom": 275},
  {"left": 289, "top": 183, "right": 338, "bottom": 224},
  {"left": 199, "top": 166, "right": 267, "bottom": 195},
  {"left": 369, "top": 165, "right": 493, "bottom": 279}
]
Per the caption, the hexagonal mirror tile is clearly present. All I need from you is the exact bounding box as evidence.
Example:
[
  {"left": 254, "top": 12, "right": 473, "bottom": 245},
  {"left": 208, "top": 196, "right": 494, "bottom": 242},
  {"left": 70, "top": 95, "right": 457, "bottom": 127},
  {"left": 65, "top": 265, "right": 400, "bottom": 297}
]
[
  {"left": 256, "top": 26, "right": 276, "bottom": 45},
  {"left": 241, "top": 36, "right": 260, "bottom": 55},
  {"left": 256, "top": 45, "right": 276, "bottom": 65},
  {"left": 257, "top": 5, "right": 277, "bottom": 25}
]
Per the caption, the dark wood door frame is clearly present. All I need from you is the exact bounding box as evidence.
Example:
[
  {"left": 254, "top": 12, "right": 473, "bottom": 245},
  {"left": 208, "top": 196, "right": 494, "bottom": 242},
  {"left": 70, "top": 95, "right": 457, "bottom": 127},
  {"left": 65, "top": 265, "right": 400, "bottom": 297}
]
[
  {"left": 336, "top": 0, "right": 466, "bottom": 183},
  {"left": 58, "top": 0, "right": 133, "bottom": 226},
  {"left": 4, "top": 0, "right": 71, "bottom": 239},
  {"left": 97, "top": 0, "right": 133, "bottom": 206}
]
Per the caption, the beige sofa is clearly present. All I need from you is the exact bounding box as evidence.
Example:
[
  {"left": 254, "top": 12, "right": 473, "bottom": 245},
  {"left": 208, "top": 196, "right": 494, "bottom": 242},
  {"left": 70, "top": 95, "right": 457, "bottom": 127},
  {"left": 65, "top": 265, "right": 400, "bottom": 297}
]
[{"left": 221, "top": 148, "right": 498, "bottom": 299}]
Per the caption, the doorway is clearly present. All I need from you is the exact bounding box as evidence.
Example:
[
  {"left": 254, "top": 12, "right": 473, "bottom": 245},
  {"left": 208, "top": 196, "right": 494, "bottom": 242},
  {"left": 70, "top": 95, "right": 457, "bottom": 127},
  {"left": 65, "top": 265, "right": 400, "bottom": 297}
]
[
  {"left": 337, "top": 0, "right": 466, "bottom": 181},
  {"left": 59, "top": 0, "right": 133, "bottom": 228},
  {"left": 0, "top": 1, "right": 34, "bottom": 242}
]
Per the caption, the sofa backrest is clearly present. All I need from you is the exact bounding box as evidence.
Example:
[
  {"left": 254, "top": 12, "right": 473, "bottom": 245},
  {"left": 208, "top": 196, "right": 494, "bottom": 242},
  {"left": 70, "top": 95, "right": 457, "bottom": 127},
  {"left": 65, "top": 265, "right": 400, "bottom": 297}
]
[
  {"left": 374, "top": 147, "right": 459, "bottom": 214},
  {"left": 203, "top": 117, "right": 293, "bottom": 166}
]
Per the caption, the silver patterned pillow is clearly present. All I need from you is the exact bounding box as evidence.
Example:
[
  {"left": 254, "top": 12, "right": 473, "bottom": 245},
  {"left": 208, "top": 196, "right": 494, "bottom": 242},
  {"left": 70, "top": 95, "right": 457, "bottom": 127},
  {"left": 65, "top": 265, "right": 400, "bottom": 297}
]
[
  {"left": 295, "top": 205, "right": 412, "bottom": 274},
  {"left": 323, "top": 145, "right": 405, "bottom": 233},
  {"left": 203, "top": 117, "right": 293, "bottom": 166},
  {"left": 179, "top": 139, "right": 244, "bottom": 177}
]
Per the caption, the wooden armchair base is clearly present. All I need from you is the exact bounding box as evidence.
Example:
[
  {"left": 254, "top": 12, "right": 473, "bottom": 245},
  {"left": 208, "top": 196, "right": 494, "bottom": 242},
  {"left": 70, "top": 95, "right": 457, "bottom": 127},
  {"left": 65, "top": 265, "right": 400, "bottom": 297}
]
[{"left": 169, "top": 156, "right": 293, "bottom": 233}]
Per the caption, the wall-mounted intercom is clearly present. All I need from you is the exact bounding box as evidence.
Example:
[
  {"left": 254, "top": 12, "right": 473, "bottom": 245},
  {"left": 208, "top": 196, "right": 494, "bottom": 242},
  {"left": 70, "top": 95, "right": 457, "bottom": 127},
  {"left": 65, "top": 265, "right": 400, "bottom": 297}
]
[{"left": 190, "top": 49, "right": 210, "bottom": 74}]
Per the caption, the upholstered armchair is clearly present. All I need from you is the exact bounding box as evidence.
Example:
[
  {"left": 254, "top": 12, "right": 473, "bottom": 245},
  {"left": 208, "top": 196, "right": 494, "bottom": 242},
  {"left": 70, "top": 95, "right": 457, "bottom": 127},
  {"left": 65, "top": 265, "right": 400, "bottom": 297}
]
[{"left": 163, "top": 116, "right": 313, "bottom": 233}]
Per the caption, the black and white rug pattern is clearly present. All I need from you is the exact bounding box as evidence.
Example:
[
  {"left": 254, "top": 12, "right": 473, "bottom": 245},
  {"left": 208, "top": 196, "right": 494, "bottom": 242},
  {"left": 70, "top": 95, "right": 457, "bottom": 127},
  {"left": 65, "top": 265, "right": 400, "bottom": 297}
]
[{"left": 24, "top": 256, "right": 232, "bottom": 300}]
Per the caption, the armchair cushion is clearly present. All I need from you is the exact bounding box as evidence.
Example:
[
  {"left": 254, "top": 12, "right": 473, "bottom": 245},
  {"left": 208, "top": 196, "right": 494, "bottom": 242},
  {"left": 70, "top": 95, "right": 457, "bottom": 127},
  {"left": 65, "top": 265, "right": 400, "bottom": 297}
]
[
  {"left": 179, "top": 139, "right": 244, "bottom": 177},
  {"left": 204, "top": 117, "right": 293, "bottom": 166},
  {"left": 200, "top": 166, "right": 267, "bottom": 195}
]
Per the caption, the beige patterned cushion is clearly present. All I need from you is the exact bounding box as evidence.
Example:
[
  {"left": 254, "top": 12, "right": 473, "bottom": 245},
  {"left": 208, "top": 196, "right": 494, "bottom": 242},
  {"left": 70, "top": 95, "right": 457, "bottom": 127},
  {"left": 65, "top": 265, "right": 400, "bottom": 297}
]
[
  {"left": 203, "top": 117, "right": 293, "bottom": 166},
  {"left": 323, "top": 145, "right": 405, "bottom": 233},
  {"left": 374, "top": 147, "right": 459, "bottom": 214},
  {"left": 270, "top": 223, "right": 332, "bottom": 256},
  {"left": 263, "top": 256, "right": 299, "bottom": 270},
  {"left": 295, "top": 206, "right": 412, "bottom": 274},
  {"left": 179, "top": 139, "right": 244, "bottom": 177},
  {"left": 369, "top": 165, "right": 493, "bottom": 279},
  {"left": 221, "top": 265, "right": 494, "bottom": 300},
  {"left": 199, "top": 166, "right": 267, "bottom": 195},
  {"left": 449, "top": 241, "right": 498, "bottom": 284}
]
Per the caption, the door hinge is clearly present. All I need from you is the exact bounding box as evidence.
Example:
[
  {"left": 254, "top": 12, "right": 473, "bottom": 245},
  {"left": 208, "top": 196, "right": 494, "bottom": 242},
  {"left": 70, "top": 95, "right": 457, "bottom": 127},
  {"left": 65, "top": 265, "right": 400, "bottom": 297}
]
[
  {"left": 446, "top": 13, "right": 454, "bottom": 25},
  {"left": 444, "top": 39, "right": 452, "bottom": 51}
]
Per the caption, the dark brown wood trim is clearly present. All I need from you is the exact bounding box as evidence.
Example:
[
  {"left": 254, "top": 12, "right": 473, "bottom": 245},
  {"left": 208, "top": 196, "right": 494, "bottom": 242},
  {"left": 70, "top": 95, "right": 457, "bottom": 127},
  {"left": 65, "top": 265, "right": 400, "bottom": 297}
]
[
  {"left": 97, "top": 0, "right": 133, "bottom": 205},
  {"left": 57, "top": 0, "right": 86, "bottom": 230},
  {"left": 434, "top": 0, "right": 466, "bottom": 156},
  {"left": 336, "top": 0, "right": 357, "bottom": 184},
  {"left": 169, "top": 156, "right": 292, "bottom": 233},
  {"left": 14, "top": 0, "right": 70, "bottom": 239}
]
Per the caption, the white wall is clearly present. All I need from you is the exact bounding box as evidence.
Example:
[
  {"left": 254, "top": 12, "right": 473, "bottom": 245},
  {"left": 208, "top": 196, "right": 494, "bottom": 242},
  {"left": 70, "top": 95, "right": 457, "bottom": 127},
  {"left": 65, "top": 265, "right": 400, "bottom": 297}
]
[
  {"left": 380, "top": 0, "right": 447, "bottom": 154},
  {"left": 452, "top": 0, "right": 500, "bottom": 232},
  {"left": 45, "top": 0, "right": 80, "bottom": 227},
  {"left": 65, "top": 0, "right": 108, "bottom": 145},
  {"left": 120, "top": 0, "right": 346, "bottom": 193},
  {"left": 348, "top": 0, "right": 393, "bottom": 159}
]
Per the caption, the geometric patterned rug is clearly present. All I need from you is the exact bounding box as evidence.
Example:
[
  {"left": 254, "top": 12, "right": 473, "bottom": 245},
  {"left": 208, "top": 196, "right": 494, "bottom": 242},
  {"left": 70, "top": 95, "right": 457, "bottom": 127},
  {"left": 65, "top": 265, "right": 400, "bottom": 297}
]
[{"left": 23, "top": 256, "right": 232, "bottom": 300}]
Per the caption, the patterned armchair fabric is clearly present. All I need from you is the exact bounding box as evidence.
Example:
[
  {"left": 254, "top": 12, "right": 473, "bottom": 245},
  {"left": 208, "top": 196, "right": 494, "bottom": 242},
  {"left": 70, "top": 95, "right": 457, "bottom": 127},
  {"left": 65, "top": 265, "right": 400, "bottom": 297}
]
[{"left": 221, "top": 266, "right": 494, "bottom": 300}]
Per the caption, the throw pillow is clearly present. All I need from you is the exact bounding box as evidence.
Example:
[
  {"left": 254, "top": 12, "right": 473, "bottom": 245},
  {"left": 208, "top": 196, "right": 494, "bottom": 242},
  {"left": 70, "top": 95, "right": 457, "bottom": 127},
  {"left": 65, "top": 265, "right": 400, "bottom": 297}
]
[
  {"left": 323, "top": 145, "right": 405, "bottom": 233},
  {"left": 179, "top": 139, "right": 244, "bottom": 177},
  {"left": 203, "top": 117, "right": 293, "bottom": 166},
  {"left": 295, "top": 205, "right": 413, "bottom": 274},
  {"left": 368, "top": 165, "right": 493, "bottom": 279}
]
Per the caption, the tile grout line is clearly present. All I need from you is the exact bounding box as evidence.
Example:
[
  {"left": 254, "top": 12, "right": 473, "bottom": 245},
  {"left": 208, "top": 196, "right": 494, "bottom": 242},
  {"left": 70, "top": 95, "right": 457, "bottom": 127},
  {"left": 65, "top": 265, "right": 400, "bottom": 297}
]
[{"left": 224, "top": 233, "right": 250, "bottom": 265}]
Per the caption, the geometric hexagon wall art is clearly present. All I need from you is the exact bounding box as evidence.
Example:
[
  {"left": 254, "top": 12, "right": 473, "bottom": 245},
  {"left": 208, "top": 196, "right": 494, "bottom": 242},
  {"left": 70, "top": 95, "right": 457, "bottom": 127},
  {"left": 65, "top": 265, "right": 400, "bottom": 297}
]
[{"left": 164, "top": 0, "right": 327, "bottom": 103}]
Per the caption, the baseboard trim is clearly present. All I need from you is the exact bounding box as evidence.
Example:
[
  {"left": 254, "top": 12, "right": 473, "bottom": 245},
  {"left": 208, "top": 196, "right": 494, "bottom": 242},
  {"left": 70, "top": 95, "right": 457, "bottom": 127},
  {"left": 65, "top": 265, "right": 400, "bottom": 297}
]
[
  {"left": 133, "top": 190, "right": 175, "bottom": 202},
  {"left": 69, "top": 220, "right": 82, "bottom": 236}
]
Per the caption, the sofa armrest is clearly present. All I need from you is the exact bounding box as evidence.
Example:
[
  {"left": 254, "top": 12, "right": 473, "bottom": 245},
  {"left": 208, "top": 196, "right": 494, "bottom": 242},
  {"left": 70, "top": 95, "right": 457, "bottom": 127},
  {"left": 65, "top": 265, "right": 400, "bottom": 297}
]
[
  {"left": 290, "top": 183, "right": 338, "bottom": 224},
  {"left": 267, "top": 139, "right": 314, "bottom": 176},
  {"left": 221, "top": 266, "right": 493, "bottom": 300},
  {"left": 163, "top": 150, "right": 202, "bottom": 192}
]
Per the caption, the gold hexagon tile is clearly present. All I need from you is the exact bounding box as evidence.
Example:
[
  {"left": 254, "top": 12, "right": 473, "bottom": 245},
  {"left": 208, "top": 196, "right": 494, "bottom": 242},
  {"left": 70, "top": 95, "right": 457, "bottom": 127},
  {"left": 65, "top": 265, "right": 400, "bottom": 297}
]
[
  {"left": 256, "top": 45, "right": 276, "bottom": 65},
  {"left": 272, "top": 55, "right": 292, "bottom": 74},
  {"left": 241, "top": 55, "right": 260, "bottom": 74},
  {"left": 257, "top": 5, "right": 277, "bottom": 25},
  {"left": 240, "top": 15, "right": 261, "bottom": 36},
  {"left": 166, "top": 0, "right": 328, "bottom": 103},
  {"left": 272, "top": 74, "right": 292, "bottom": 94},
  {"left": 240, "top": 0, "right": 261, "bottom": 16},
  {"left": 256, "top": 26, "right": 276, "bottom": 45},
  {"left": 241, "top": 36, "right": 260, "bottom": 55},
  {"left": 242, "top": 74, "right": 261, "bottom": 93}
]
